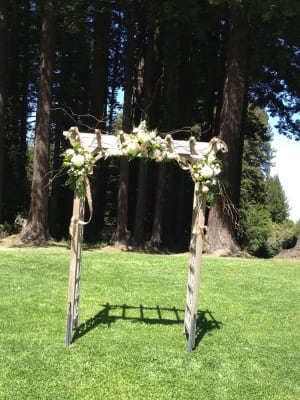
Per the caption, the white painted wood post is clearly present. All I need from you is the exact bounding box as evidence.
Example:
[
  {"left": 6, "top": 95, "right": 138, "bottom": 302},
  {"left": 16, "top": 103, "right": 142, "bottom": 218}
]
[
  {"left": 184, "top": 183, "right": 206, "bottom": 352},
  {"left": 65, "top": 194, "right": 85, "bottom": 347}
]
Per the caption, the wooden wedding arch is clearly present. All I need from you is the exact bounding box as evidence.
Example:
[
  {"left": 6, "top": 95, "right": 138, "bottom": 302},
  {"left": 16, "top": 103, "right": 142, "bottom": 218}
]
[{"left": 63, "top": 123, "right": 227, "bottom": 352}]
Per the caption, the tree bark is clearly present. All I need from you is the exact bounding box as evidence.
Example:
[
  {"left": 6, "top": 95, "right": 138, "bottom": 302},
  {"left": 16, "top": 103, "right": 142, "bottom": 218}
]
[
  {"left": 19, "top": 0, "right": 30, "bottom": 210},
  {"left": 84, "top": 6, "right": 111, "bottom": 241},
  {"left": 207, "top": 6, "right": 248, "bottom": 255},
  {"left": 132, "top": 159, "right": 148, "bottom": 247},
  {"left": 90, "top": 8, "right": 110, "bottom": 126},
  {"left": 113, "top": 2, "right": 135, "bottom": 246},
  {"left": 150, "top": 163, "right": 166, "bottom": 249},
  {"left": 132, "top": 18, "right": 161, "bottom": 248},
  {"left": 152, "top": 22, "right": 181, "bottom": 250},
  {"left": 0, "top": 0, "right": 8, "bottom": 222},
  {"left": 21, "top": 0, "right": 55, "bottom": 243},
  {"left": 131, "top": 13, "right": 148, "bottom": 248}
]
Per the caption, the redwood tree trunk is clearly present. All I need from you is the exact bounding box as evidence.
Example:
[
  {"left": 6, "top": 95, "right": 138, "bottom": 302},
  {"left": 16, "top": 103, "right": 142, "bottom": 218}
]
[
  {"left": 207, "top": 6, "right": 248, "bottom": 255},
  {"left": 132, "top": 159, "right": 148, "bottom": 247},
  {"left": 150, "top": 163, "right": 166, "bottom": 249},
  {"left": 84, "top": 6, "right": 111, "bottom": 242},
  {"left": 21, "top": 0, "right": 55, "bottom": 243},
  {"left": 0, "top": 0, "right": 7, "bottom": 222},
  {"left": 131, "top": 16, "right": 149, "bottom": 248},
  {"left": 132, "top": 19, "right": 160, "bottom": 248},
  {"left": 90, "top": 8, "right": 110, "bottom": 125},
  {"left": 113, "top": 2, "right": 135, "bottom": 246}
]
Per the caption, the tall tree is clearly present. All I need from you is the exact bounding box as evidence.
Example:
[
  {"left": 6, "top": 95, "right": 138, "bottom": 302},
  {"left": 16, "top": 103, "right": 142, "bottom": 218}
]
[
  {"left": 84, "top": 2, "right": 112, "bottom": 242},
  {"left": 114, "top": 1, "right": 135, "bottom": 246},
  {"left": 49, "top": 1, "right": 92, "bottom": 238},
  {"left": 250, "top": 1, "right": 300, "bottom": 140},
  {"left": 238, "top": 106, "right": 274, "bottom": 251},
  {"left": 207, "top": 4, "right": 249, "bottom": 255},
  {"left": 2, "top": 0, "right": 35, "bottom": 223},
  {"left": 21, "top": 0, "right": 55, "bottom": 242},
  {"left": 265, "top": 174, "right": 290, "bottom": 223},
  {"left": 0, "top": 0, "right": 8, "bottom": 222},
  {"left": 239, "top": 106, "right": 273, "bottom": 210},
  {"left": 131, "top": 2, "right": 153, "bottom": 248}
]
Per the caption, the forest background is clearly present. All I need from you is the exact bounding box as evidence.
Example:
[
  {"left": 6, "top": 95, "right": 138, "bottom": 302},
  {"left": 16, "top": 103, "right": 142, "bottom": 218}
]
[{"left": 0, "top": 0, "right": 300, "bottom": 258}]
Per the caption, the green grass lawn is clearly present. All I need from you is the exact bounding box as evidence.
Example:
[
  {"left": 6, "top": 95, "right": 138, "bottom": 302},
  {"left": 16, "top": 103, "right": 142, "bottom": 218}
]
[{"left": 0, "top": 247, "right": 299, "bottom": 400}]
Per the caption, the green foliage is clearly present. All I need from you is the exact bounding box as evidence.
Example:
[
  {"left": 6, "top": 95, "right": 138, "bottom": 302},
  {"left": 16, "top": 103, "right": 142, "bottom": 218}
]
[
  {"left": 296, "top": 219, "right": 300, "bottom": 235},
  {"left": 269, "top": 221, "right": 298, "bottom": 250},
  {"left": 111, "top": 112, "right": 123, "bottom": 134},
  {"left": 240, "top": 107, "right": 272, "bottom": 210},
  {"left": 240, "top": 204, "right": 275, "bottom": 257},
  {"left": 0, "top": 222, "right": 14, "bottom": 238},
  {"left": 239, "top": 107, "right": 278, "bottom": 257},
  {"left": 239, "top": 107, "right": 295, "bottom": 257},
  {"left": 240, "top": 208, "right": 298, "bottom": 258},
  {"left": 0, "top": 249, "right": 300, "bottom": 399},
  {"left": 265, "top": 174, "right": 290, "bottom": 223}
]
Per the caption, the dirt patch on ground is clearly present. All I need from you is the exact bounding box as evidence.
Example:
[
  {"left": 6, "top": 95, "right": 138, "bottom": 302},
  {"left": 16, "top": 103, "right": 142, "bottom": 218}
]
[
  {"left": 275, "top": 248, "right": 300, "bottom": 260},
  {"left": 0, "top": 234, "right": 130, "bottom": 252},
  {"left": 0, "top": 234, "right": 68, "bottom": 249},
  {"left": 1, "top": 234, "right": 300, "bottom": 260},
  {"left": 0, "top": 234, "right": 26, "bottom": 248}
]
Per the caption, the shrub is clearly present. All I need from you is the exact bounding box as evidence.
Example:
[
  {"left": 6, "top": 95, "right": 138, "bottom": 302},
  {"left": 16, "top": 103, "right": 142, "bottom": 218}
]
[
  {"left": 268, "top": 221, "right": 298, "bottom": 250},
  {"left": 239, "top": 205, "right": 273, "bottom": 257},
  {"left": 0, "top": 222, "right": 14, "bottom": 238}
]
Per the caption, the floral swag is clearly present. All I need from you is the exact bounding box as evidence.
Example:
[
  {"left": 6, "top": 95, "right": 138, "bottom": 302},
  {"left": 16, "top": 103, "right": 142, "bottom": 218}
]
[{"left": 62, "top": 121, "right": 227, "bottom": 205}]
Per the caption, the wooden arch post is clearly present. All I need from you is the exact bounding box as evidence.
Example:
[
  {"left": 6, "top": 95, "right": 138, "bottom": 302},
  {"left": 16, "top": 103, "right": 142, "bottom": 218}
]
[
  {"left": 184, "top": 183, "right": 206, "bottom": 352},
  {"left": 65, "top": 194, "right": 85, "bottom": 347}
]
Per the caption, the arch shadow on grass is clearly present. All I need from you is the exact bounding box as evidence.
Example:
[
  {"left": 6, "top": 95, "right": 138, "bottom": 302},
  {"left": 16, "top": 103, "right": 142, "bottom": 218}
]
[{"left": 72, "top": 303, "right": 222, "bottom": 349}]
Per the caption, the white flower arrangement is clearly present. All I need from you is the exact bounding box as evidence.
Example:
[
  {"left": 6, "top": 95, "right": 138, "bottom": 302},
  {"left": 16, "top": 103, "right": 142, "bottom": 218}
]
[
  {"left": 62, "top": 143, "right": 95, "bottom": 196},
  {"left": 190, "top": 155, "right": 222, "bottom": 203},
  {"left": 119, "top": 121, "right": 178, "bottom": 162}
]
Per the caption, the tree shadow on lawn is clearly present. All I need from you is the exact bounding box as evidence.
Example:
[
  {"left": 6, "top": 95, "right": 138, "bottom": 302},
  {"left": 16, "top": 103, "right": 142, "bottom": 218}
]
[{"left": 72, "top": 303, "right": 222, "bottom": 349}]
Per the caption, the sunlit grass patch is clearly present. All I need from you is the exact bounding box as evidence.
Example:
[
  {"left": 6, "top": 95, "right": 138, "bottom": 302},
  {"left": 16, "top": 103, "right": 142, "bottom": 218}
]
[{"left": 0, "top": 248, "right": 299, "bottom": 399}]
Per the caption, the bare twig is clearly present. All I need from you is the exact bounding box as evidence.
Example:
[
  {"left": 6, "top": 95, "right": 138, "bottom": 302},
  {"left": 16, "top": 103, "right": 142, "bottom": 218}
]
[
  {"left": 219, "top": 183, "right": 243, "bottom": 234},
  {"left": 159, "top": 123, "right": 211, "bottom": 139},
  {"left": 51, "top": 107, "right": 107, "bottom": 131}
]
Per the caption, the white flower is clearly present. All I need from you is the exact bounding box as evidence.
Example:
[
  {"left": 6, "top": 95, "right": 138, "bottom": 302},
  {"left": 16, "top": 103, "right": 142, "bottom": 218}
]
[
  {"left": 65, "top": 148, "right": 75, "bottom": 156},
  {"left": 202, "top": 185, "right": 210, "bottom": 193},
  {"left": 200, "top": 165, "right": 214, "bottom": 178},
  {"left": 137, "top": 130, "right": 150, "bottom": 144},
  {"left": 127, "top": 141, "right": 140, "bottom": 156},
  {"left": 71, "top": 154, "right": 85, "bottom": 168}
]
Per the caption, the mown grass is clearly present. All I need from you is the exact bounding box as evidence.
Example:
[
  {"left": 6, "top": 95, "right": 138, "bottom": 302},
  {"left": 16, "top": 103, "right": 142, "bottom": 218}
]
[{"left": 0, "top": 247, "right": 299, "bottom": 399}]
